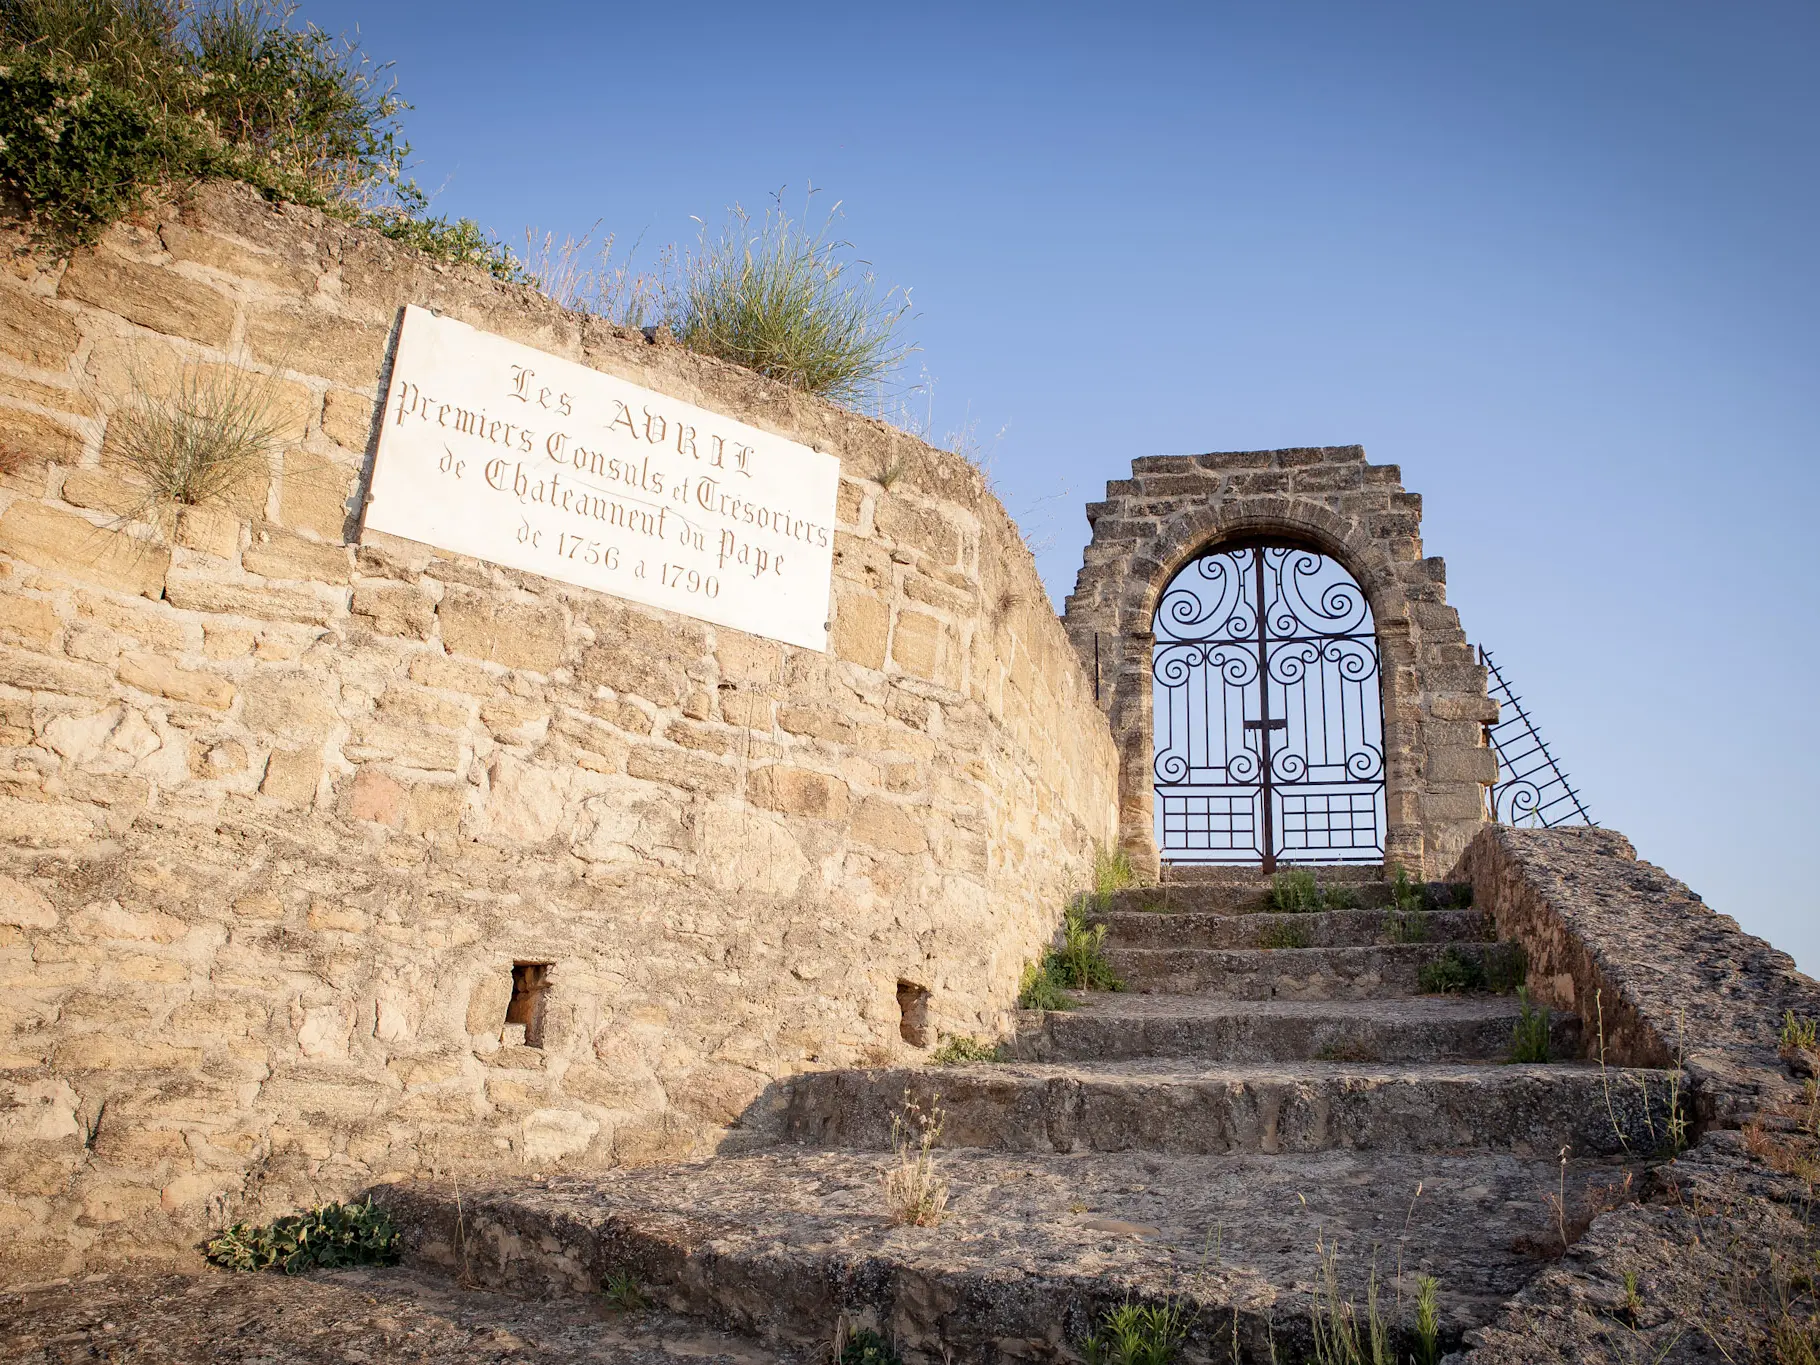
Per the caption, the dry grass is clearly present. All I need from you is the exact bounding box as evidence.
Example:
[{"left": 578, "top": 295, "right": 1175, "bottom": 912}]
[
  {"left": 672, "top": 192, "right": 913, "bottom": 406},
  {"left": 520, "top": 222, "right": 670, "bottom": 328},
  {"left": 106, "top": 359, "right": 284, "bottom": 520},
  {"left": 881, "top": 1090, "right": 947, "bottom": 1227}
]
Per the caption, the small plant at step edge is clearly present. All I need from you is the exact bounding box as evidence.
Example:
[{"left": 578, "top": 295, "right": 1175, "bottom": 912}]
[
  {"left": 1413, "top": 1273, "right": 1442, "bottom": 1365},
  {"left": 1272, "top": 868, "right": 1360, "bottom": 913},
  {"left": 1047, "top": 900, "right": 1124, "bottom": 991},
  {"left": 881, "top": 1089, "right": 948, "bottom": 1226},
  {"left": 602, "top": 1269, "right": 646, "bottom": 1311},
  {"left": 204, "top": 1198, "right": 400, "bottom": 1274},
  {"left": 1017, "top": 960, "right": 1073, "bottom": 1011},
  {"left": 1510, "top": 987, "right": 1551, "bottom": 1064},
  {"left": 1271, "top": 868, "right": 1323, "bottom": 913},
  {"left": 1382, "top": 904, "right": 1428, "bottom": 944},
  {"left": 1081, "top": 1300, "right": 1191, "bottom": 1365},
  {"left": 930, "top": 1034, "right": 1004, "bottom": 1064},
  {"left": 836, "top": 1324, "right": 903, "bottom": 1365},
  {"left": 1783, "top": 1010, "right": 1819, "bottom": 1053},
  {"left": 1417, "top": 948, "right": 1484, "bottom": 995},
  {"left": 1094, "top": 844, "right": 1138, "bottom": 898}
]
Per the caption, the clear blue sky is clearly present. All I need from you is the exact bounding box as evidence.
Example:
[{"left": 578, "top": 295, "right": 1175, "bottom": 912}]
[{"left": 308, "top": 1, "right": 1818, "bottom": 969}]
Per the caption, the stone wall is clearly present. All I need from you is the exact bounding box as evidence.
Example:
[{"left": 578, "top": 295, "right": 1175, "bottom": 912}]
[
  {"left": 0, "top": 181, "right": 1120, "bottom": 1280},
  {"left": 1062, "top": 446, "right": 1498, "bottom": 878},
  {"left": 1453, "top": 826, "right": 1820, "bottom": 1361}
]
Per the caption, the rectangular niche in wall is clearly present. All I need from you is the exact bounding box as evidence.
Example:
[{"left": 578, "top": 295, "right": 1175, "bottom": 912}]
[
  {"left": 505, "top": 962, "right": 552, "bottom": 1048},
  {"left": 897, "top": 980, "right": 931, "bottom": 1048}
]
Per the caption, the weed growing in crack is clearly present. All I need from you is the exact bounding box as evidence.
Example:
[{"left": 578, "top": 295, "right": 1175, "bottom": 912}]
[
  {"left": 1786, "top": 1011, "right": 1819, "bottom": 1053},
  {"left": 1412, "top": 1273, "right": 1441, "bottom": 1365},
  {"left": 882, "top": 1089, "right": 948, "bottom": 1227},
  {"left": 1080, "top": 1301, "right": 1191, "bottom": 1365},
  {"left": 1271, "top": 868, "right": 1323, "bottom": 913},
  {"left": 1016, "top": 960, "right": 1073, "bottom": 1011},
  {"left": 834, "top": 1321, "right": 903, "bottom": 1365},
  {"left": 1308, "top": 1239, "right": 1393, "bottom": 1365},
  {"left": 109, "top": 359, "right": 287, "bottom": 520},
  {"left": 601, "top": 1270, "right": 645, "bottom": 1311},
  {"left": 1094, "top": 845, "right": 1138, "bottom": 897},
  {"left": 929, "top": 1034, "right": 1004, "bottom": 1064},
  {"left": 1046, "top": 900, "right": 1124, "bottom": 992},
  {"left": 1382, "top": 906, "right": 1428, "bottom": 944},
  {"left": 1510, "top": 987, "right": 1552, "bottom": 1063},
  {"left": 1417, "top": 948, "right": 1483, "bottom": 995}
]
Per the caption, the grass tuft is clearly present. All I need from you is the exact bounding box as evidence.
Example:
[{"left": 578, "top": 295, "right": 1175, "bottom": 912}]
[
  {"left": 601, "top": 1269, "right": 645, "bottom": 1312},
  {"left": 1081, "top": 1301, "right": 1191, "bottom": 1365},
  {"left": 836, "top": 1325, "right": 903, "bottom": 1365},
  {"left": 1510, "top": 987, "right": 1552, "bottom": 1063},
  {"left": 929, "top": 1034, "right": 1003, "bottom": 1065},
  {"left": 1417, "top": 948, "right": 1483, "bottom": 995},
  {"left": 1271, "top": 868, "right": 1323, "bottom": 913},
  {"left": 671, "top": 192, "right": 911, "bottom": 406},
  {"left": 1785, "top": 1011, "right": 1819, "bottom": 1053},
  {"left": 107, "top": 359, "right": 284, "bottom": 517},
  {"left": 1271, "top": 868, "right": 1361, "bottom": 913},
  {"left": 203, "top": 1197, "right": 399, "bottom": 1274},
  {"left": 881, "top": 1089, "right": 947, "bottom": 1227},
  {"left": 1016, "top": 960, "right": 1073, "bottom": 1011},
  {"left": 1047, "top": 899, "right": 1124, "bottom": 992},
  {"left": 1094, "top": 845, "right": 1138, "bottom": 898}
]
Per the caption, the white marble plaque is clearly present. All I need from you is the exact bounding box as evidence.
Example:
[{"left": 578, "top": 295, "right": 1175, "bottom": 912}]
[{"left": 364, "top": 306, "right": 839, "bottom": 650}]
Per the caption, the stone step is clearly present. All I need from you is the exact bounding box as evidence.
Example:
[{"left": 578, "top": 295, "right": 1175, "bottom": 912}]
[
  {"left": 1092, "top": 907, "right": 1490, "bottom": 951},
  {"left": 374, "top": 1147, "right": 1645, "bottom": 1362},
  {"left": 1102, "top": 879, "right": 1473, "bottom": 916},
  {"left": 758, "top": 1059, "right": 1677, "bottom": 1158},
  {"left": 1012, "top": 995, "right": 1583, "bottom": 1064},
  {"left": 1109, "top": 941, "right": 1520, "bottom": 997}
]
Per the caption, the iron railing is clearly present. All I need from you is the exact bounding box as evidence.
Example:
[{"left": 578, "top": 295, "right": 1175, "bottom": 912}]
[{"left": 1480, "top": 646, "right": 1593, "bottom": 827}]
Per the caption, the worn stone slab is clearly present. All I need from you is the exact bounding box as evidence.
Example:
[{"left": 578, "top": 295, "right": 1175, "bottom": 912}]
[
  {"left": 0, "top": 1265, "right": 801, "bottom": 1364},
  {"left": 1013, "top": 994, "right": 1583, "bottom": 1064},
  {"left": 1110, "top": 941, "right": 1514, "bottom": 998},
  {"left": 763, "top": 1059, "right": 1676, "bottom": 1158},
  {"left": 375, "top": 1148, "right": 1647, "bottom": 1363},
  {"left": 1094, "top": 907, "right": 1490, "bottom": 951}
]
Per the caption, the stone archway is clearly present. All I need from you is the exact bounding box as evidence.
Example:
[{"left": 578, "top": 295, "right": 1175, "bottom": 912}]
[{"left": 1061, "top": 445, "right": 1498, "bottom": 879}]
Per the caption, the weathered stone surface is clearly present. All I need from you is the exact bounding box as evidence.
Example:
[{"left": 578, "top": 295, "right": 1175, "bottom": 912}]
[
  {"left": 243, "top": 525, "right": 351, "bottom": 583},
  {"left": 439, "top": 588, "right": 565, "bottom": 672},
  {"left": 0, "top": 180, "right": 1118, "bottom": 1289},
  {"left": 0, "top": 287, "right": 81, "bottom": 368},
  {"left": 0, "top": 500, "right": 168, "bottom": 596},
  {"left": 60, "top": 249, "right": 235, "bottom": 346},
  {"left": 117, "top": 652, "right": 234, "bottom": 710},
  {"left": 0, "top": 1267, "right": 803, "bottom": 1365},
  {"left": 377, "top": 1148, "right": 1640, "bottom": 1357}
]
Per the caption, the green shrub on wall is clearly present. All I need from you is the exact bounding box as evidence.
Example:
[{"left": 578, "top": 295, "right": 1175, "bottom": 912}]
[{"left": 0, "top": 0, "right": 516, "bottom": 272}]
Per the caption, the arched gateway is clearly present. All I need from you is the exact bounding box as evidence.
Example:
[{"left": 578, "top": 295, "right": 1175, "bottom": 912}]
[
  {"left": 1062, "top": 445, "right": 1499, "bottom": 879},
  {"left": 1153, "top": 543, "right": 1384, "bottom": 869}
]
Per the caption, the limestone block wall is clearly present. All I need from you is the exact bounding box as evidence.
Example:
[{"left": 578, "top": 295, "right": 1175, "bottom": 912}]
[
  {"left": 1062, "top": 447, "right": 1498, "bottom": 878},
  {"left": 0, "top": 181, "right": 1120, "bottom": 1280}
]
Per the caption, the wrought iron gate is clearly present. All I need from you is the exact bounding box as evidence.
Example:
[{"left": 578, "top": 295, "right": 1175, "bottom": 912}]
[{"left": 1152, "top": 544, "right": 1385, "bottom": 868}]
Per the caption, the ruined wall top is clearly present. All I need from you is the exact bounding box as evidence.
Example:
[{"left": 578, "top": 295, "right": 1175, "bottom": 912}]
[{"left": 1062, "top": 444, "right": 1498, "bottom": 878}]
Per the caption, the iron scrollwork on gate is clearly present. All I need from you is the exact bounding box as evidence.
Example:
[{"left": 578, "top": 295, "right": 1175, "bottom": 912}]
[{"left": 1152, "top": 544, "right": 1385, "bottom": 868}]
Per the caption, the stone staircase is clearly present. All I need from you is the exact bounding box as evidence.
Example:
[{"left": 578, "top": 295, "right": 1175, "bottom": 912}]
[{"left": 380, "top": 867, "right": 1683, "bottom": 1363}]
